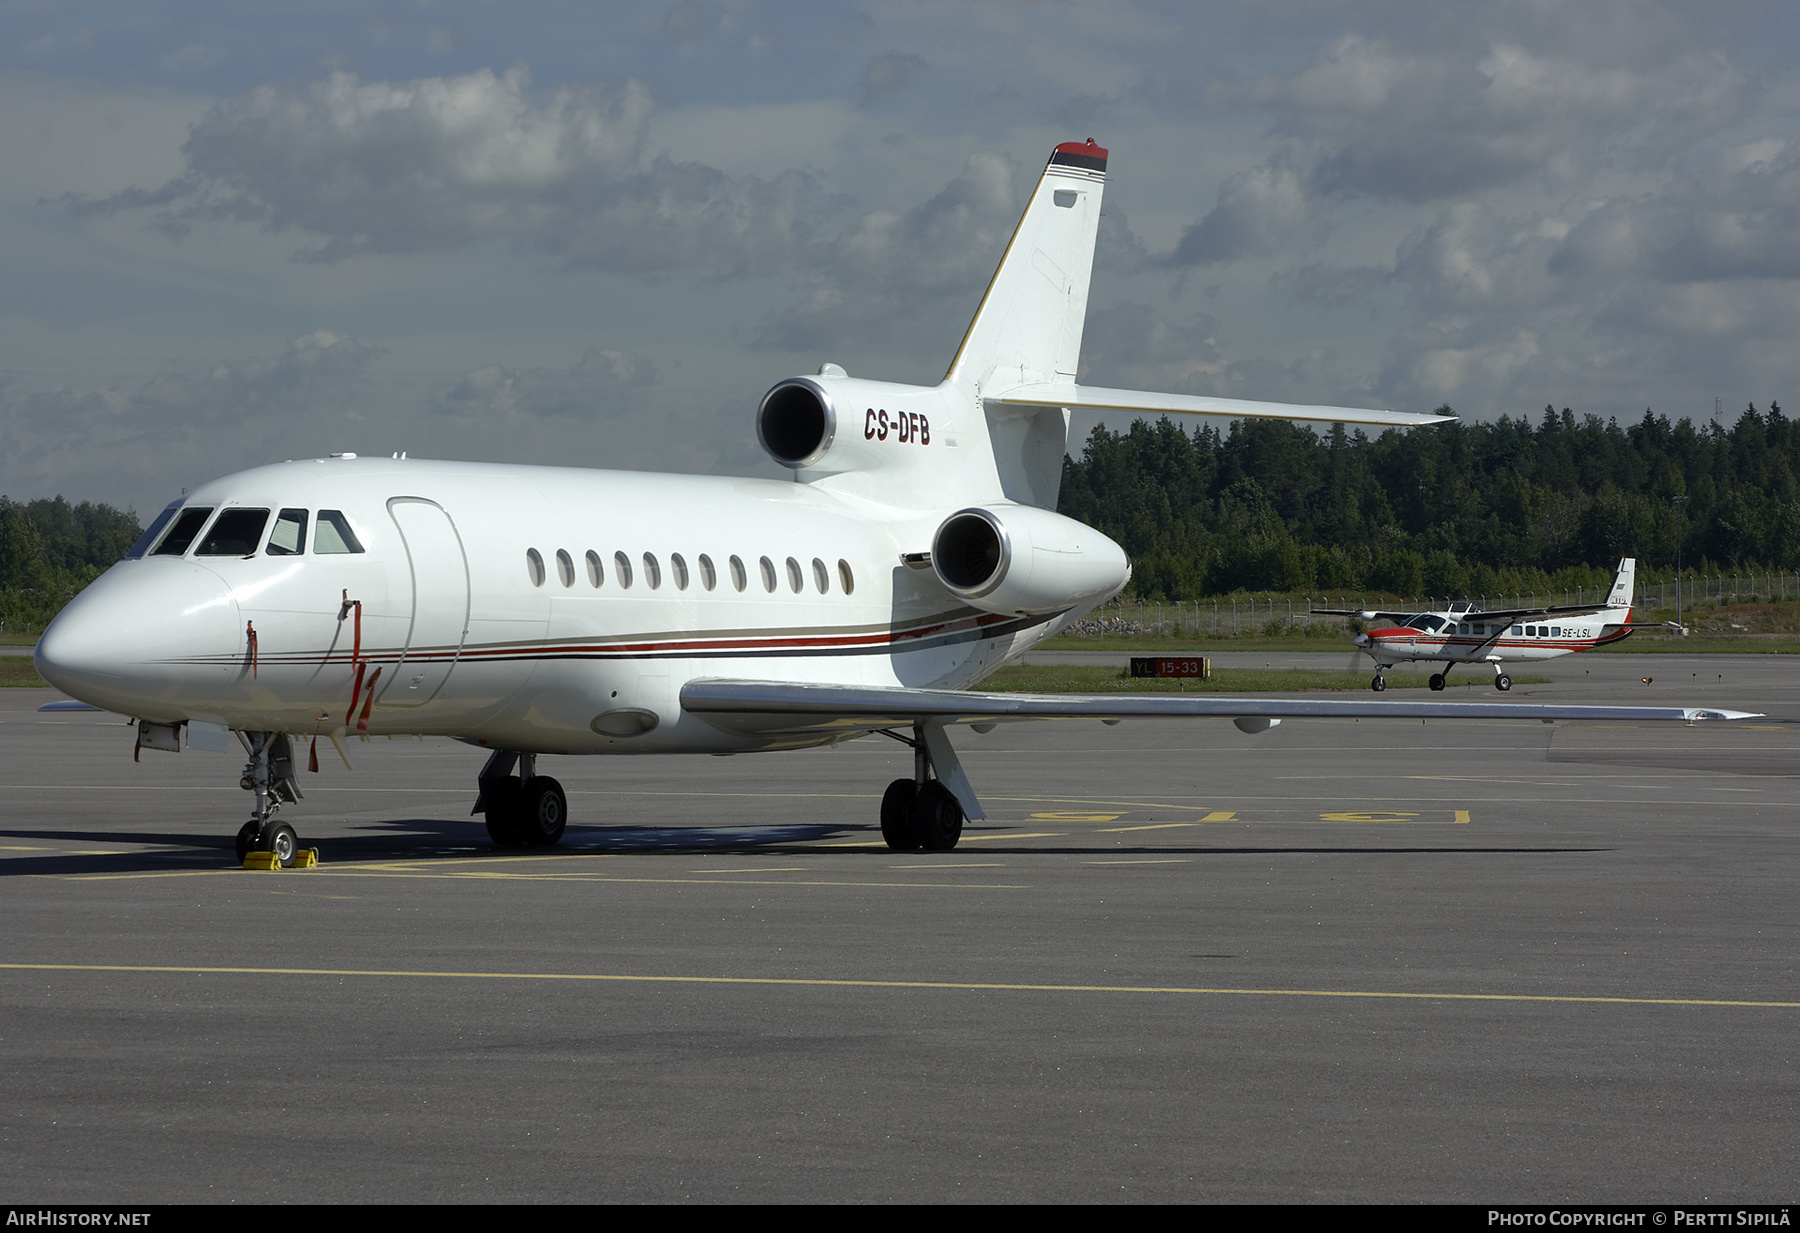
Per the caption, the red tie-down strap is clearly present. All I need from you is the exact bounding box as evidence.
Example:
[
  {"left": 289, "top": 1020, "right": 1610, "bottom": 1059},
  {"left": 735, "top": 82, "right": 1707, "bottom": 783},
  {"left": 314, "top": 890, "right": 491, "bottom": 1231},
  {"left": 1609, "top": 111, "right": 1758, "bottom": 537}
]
[
  {"left": 245, "top": 621, "right": 258, "bottom": 678},
  {"left": 356, "top": 667, "right": 382, "bottom": 734},
  {"left": 308, "top": 735, "right": 320, "bottom": 773},
  {"left": 339, "top": 591, "right": 367, "bottom": 726}
]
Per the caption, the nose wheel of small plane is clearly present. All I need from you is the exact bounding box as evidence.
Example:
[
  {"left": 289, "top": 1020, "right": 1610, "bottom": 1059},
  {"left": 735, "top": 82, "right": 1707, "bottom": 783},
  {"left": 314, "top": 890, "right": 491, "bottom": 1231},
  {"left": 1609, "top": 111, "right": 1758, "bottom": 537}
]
[{"left": 1370, "top": 674, "right": 1388, "bottom": 692}]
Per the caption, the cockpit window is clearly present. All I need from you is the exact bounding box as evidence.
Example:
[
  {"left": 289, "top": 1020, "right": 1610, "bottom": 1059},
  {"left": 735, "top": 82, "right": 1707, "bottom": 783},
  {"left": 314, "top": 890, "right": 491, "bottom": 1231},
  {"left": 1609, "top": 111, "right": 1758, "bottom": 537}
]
[
  {"left": 1404, "top": 615, "right": 1446, "bottom": 633},
  {"left": 197, "top": 509, "right": 271, "bottom": 556},
  {"left": 314, "top": 510, "right": 365, "bottom": 554},
  {"left": 125, "top": 500, "right": 182, "bottom": 559},
  {"left": 266, "top": 509, "right": 307, "bottom": 556},
  {"left": 151, "top": 507, "right": 215, "bottom": 557}
]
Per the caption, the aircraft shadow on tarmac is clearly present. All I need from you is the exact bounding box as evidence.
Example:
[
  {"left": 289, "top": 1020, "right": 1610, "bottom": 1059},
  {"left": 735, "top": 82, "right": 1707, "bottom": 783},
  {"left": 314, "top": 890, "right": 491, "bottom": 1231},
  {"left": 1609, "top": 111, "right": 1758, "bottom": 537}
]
[{"left": 0, "top": 819, "right": 1611, "bottom": 876}]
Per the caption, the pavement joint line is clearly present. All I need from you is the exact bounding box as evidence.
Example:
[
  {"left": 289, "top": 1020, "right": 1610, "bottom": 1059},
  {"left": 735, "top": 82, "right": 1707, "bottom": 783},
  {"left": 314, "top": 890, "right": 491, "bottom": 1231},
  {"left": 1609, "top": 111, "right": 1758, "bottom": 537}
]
[
  {"left": 42, "top": 870, "right": 1029, "bottom": 888},
  {"left": 1, "top": 963, "right": 1793, "bottom": 1009}
]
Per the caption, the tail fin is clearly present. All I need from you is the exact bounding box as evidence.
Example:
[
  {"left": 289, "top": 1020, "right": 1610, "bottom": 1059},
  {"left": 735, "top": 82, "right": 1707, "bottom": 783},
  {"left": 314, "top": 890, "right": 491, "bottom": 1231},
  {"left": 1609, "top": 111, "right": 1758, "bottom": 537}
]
[
  {"left": 945, "top": 140, "right": 1107, "bottom": 396},
  {"left": 942, "top": 140, "right": 1449, "bottom": 510},
  {"left": 1608, "top": 558, "right": 1636, "bottom": 608}
]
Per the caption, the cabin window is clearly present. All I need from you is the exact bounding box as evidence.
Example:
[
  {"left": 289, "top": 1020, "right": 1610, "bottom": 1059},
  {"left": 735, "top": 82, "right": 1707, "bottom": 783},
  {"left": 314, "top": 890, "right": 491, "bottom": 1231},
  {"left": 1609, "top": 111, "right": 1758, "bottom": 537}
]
[
  {"left": 643, "top": 552, "right": 662, "bottom": 590},
  {"left": 614, "top": 551, "right": 633, "bottom": 589},
  {"left": 315, "top": 510, "right": 365, "bottom": 554},
  {"left": 197, "top": 508, "right": 270, "bottom": 556},
  {"left": 526, "top": 548, "right": 546, "bottom": 587},
  {"left": 126, "top": 501, "right": 182, "bottom": 559},
  {"left": 785, "top": 556, "right": 804, "bottom": 593},
  {"left": 266, "top": 509, "right": 307, "bottom": 556},
  {"left": 1511, "top": 626, "right": 1523, "bottom": 636},
  {"left": 586, "top": 550, "right": 603, "bottom": 587},
  {"left": 151, "top": 507, "right": 214, "bottom": 557},
  {"left": 812, "top": 557, "right": 830, "bottom": 593},
  {"left": 1550, "top": 626, "right": 1561, "bottom": 638},
  {"left": 698, "top": 554, "right": 717, "bottom": 591},
  {"left": 729, "top": 555, "right": 747, "bottom": 592},
  {"left": 759, "top": 556, "right": 777, "bottom": 593},
  {"left": 555, "top": 549, "right": 575, "bottom": 587},
  {"left": 671, "top": 553, "right": 690, "bottom": 590},
  {"left": 838, "top": 560, "right": 854, "bottom": 595}
]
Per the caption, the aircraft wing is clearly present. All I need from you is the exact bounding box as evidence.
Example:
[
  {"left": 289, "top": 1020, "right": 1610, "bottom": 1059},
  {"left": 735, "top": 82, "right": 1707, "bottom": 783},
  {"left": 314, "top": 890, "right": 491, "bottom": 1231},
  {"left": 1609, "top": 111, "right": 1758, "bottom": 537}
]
[
  {"left": 1309, "top": 609, "right": 1415, "bottom": 621},
  {"left": 990, "top": 384, "right": 1452, "bottom": 430},
  {"left": 680, "top": 679, "right": 1756, "bottom": 738}
]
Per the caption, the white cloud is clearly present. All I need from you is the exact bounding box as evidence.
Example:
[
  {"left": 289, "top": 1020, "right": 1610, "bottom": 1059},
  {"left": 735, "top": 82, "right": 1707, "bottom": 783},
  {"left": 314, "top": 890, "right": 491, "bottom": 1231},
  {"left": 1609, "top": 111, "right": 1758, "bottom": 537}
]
[{"left": 431, "top": 347, "right": 658, "bottom": 421}]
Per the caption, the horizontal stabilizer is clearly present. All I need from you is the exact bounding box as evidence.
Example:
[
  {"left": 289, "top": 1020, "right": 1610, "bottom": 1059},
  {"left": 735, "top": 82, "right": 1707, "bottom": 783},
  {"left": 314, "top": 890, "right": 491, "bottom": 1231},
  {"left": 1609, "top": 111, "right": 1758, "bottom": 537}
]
[
  {"left": 682, "top": 678, "right": 1756, "bottom": 738},
  {"left": 992, "top": 383, "right": 1451, "bottom": 430}
]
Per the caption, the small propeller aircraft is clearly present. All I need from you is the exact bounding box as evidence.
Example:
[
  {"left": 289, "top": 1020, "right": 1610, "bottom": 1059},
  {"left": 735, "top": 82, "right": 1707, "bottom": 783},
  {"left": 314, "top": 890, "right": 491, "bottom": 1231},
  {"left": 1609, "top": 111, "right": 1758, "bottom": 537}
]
[
  {"left": 1315, "top": 558, "right": 1642, "bottom": 692},
  {"left": 34, "top": 145, "right": 1753, "bottom": 865}
]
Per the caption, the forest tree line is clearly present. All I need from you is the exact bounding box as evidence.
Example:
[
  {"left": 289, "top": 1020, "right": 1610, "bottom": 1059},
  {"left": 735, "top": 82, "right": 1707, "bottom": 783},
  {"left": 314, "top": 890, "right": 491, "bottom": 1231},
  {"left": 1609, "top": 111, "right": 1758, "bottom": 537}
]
[
  {"left": 0, "top": 497, "right": 143, "bottom": 632},
  {"left": 1057, "top": 403, "right": 1800, "bottom": 601}
]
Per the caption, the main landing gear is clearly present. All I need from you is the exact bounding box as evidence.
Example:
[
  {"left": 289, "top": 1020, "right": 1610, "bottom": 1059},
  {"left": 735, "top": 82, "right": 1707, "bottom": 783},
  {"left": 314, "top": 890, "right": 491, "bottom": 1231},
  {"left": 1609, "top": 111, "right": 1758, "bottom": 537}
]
[
  {"left": 473, "top": 750, "right": 567, "bottom": 847},
  {"left": 876, "top": 722, "right": 979, "bottom": 851},
  {"left": 234, "top": 732, "right": 305, "bottom": 865}
]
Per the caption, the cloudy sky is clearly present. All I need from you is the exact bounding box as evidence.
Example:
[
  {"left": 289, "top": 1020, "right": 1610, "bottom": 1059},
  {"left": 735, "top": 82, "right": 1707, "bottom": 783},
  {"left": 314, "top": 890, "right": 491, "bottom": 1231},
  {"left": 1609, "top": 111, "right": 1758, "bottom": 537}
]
[{"left": 3, "top": 1, "right": 1797, "bottom": 516}]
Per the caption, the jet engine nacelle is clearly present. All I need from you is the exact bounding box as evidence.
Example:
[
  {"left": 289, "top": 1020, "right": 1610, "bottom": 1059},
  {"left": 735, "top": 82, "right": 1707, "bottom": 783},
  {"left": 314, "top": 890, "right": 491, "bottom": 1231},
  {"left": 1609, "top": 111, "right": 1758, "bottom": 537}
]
[
  {"left": 756, "top": 374, "right": 956, "bottom": 477},
  {"left": 931, "top": 504, "right": 1130, "bottom": 616}
]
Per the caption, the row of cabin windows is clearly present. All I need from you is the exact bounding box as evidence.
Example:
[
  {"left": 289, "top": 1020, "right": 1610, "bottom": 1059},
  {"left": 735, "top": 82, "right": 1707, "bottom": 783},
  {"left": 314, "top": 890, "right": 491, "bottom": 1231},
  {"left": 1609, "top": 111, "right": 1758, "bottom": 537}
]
[
  {"left": 1410, "top": 616, "right": 1573, "bottom": 638},
  {"left": 128, "top": 504, "right": 365, "bottom": 559},
  {"left": 526, "top": 549, "right": 854, "bottom": 597}
]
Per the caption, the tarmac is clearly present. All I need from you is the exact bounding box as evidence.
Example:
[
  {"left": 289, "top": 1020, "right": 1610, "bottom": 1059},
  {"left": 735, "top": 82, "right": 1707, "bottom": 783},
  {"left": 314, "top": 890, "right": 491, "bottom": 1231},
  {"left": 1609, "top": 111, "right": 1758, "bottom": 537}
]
[{"left": 3, "top": 650, "right": 1797, "bottom": 1202}]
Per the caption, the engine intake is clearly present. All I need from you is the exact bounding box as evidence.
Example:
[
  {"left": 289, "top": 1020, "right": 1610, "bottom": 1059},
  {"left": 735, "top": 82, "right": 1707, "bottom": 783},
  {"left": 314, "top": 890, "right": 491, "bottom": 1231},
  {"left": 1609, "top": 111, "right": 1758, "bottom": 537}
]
[
  {"left": 757, "top": 378, "right": 835, "bottom": 469},
  {"left": 931, "top": 504, "right": 1129, "bottom": 616}
]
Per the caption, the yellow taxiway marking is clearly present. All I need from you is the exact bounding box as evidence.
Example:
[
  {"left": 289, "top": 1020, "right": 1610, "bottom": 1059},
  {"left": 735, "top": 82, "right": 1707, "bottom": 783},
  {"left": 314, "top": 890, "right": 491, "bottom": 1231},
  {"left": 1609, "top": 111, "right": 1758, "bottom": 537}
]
[
  {"left": 950, "top": 832, "right": 1064, "bottom": 842},
  {"left": 2, "top": 963, "right": 1793, "bottom": 1010},
  {"left": 1085, "top": 859, "right": 1190, "bottom": 865},
  {"left": 685, "top": 867, "right": 810, "bottom": 874},
  {"left": 1096, "top": 822, "right": 1195, "bottom": 833},
  {"left": 885, "top": 863, "right": 1005, "bottom": 869}
]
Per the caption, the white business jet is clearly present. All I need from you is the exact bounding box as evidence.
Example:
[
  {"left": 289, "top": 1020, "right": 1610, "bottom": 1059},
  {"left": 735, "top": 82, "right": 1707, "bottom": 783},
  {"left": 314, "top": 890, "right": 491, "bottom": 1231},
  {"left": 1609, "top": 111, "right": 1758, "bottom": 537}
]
[{"left": 33, "top": 140, "right": 1754, "bottom": 864}]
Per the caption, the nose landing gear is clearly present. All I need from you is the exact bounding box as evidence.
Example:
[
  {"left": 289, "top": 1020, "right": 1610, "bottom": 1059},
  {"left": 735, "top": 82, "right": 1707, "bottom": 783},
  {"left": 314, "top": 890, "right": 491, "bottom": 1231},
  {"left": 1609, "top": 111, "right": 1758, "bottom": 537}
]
[{"left": 235, "top": 732, "right": 305, "bottom": 864}]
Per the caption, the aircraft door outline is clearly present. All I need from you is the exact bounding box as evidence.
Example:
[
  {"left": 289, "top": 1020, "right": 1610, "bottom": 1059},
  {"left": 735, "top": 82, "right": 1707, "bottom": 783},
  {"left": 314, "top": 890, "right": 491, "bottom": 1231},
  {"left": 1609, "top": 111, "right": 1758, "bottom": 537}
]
[{"left": 382, "top": 496, "right": 471, "bottom": 708}]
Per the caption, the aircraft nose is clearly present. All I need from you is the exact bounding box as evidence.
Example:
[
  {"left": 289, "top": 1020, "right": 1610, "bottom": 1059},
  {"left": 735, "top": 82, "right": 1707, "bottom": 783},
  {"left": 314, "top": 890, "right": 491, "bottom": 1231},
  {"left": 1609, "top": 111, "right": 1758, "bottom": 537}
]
[
  {"left": 36, "top": 562, "right": 240, "bottom": 715},
  {"left": 1352, "top": 633, "right": 1369, "bottom": 647}
]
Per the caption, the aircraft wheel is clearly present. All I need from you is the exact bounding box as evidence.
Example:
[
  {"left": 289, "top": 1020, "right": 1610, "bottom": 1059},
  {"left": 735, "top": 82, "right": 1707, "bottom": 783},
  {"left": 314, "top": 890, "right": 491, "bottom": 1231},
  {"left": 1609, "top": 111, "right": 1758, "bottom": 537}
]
[
  {"left": 1495, "top": 674, "right": 1512, "bottom": 692},
  {"left": 1429, "top": 673, "right": 1446, "bottom": 691},
  {"left": 913, "top": 781, "right": 964, "bottom": 852},
  {"left": 235, "top": 820, "right": 261, "bottom": 862},
  {"left": 521, "top": 776, "right": 567, "bottom": 847},
  {"left": 260, "top": 821, "right": 299, "bottom": 868},
  {"left": 1371, "top": 675, "right": 1387, "bottom": 692},
  {"left": 484, "top": 778, "right": 528, "bottom": 847},
  {"left": 880, "top": 778, "right": 920, "bottom": 851}
]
